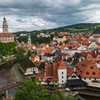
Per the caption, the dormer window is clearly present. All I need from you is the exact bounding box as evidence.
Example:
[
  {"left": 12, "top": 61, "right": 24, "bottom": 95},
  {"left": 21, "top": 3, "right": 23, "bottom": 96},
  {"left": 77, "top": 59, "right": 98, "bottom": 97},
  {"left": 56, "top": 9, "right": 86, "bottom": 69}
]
[
  {"left": 86, "top": 71, "right": 89, "bottom": 75},
  {"left": 78, "top": 68, "right": 80, "bottom": 70},
  {"left": 91, "top": 66, "right": 93, "bottom": 69},
  {"left": 93, "top": 72, "right": 95, "bottom": 75}
]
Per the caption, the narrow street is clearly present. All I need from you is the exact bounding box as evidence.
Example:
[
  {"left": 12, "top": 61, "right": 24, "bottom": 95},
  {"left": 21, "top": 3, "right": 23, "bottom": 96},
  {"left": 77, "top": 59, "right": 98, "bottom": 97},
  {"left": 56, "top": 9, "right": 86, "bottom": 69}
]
[{"left": 12, "top": 63, "right": 24, "bottom": 81}]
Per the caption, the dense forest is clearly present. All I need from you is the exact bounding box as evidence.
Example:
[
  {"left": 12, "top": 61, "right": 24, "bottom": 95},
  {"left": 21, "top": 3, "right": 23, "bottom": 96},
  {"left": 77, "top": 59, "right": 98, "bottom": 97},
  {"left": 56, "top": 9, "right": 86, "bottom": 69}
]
[
  {"left": 0, "top": 42, "right": 17, "bottom": 56},
  {"left": 17, "top": 35, "right": 51, "bottom": 45}
]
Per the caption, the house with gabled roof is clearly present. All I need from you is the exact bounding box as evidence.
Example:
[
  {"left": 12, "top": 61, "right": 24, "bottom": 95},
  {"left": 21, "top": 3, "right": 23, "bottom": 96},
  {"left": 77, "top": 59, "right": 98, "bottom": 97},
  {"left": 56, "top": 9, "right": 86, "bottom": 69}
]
[
  {"left": 74, "top": 59, "right": 100, "bottom": 82},
  {"left": 30, "top": 54, "right": 40, "bottom": 63},
  {"left": 87, "top": 42, "right": 98, "bottom": 50},
  {"left": 60, "top": 52, "right": 71, "bottom": 60},
  {"left": 20, "top": 57, "right": 45, "bottom": 76},
  {"left": 67, "top": 67, "right": 79, "bottom": 80},
  {"left": 35, "top": 59, "right": 67, "bottom": 86},
  {"left": 57, "top": 36, "right": 66, "bottom": 43}
]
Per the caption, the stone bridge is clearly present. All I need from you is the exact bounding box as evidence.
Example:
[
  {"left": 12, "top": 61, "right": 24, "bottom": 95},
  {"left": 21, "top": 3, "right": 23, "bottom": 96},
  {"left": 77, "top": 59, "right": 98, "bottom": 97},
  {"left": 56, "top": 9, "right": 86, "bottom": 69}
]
[{"left": 0, "top": 82, "right": 20, "bottom": 93}]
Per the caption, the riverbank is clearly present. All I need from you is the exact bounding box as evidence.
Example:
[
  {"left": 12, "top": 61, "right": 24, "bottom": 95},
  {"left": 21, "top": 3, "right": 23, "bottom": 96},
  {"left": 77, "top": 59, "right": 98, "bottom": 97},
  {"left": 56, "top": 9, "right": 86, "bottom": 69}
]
[
  {"left": 0, "top": 63, "right": 23, "bottom": 88},
  {"left": 0, "top": 57, "right": 16, "bottom": 66}
]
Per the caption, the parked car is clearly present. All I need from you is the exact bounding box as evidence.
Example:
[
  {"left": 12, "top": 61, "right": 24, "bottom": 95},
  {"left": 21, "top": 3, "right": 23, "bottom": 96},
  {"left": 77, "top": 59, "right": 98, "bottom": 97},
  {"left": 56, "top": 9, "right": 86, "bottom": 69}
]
[{"left": 7, "top": 83, "right": 11, "bottom": 86}]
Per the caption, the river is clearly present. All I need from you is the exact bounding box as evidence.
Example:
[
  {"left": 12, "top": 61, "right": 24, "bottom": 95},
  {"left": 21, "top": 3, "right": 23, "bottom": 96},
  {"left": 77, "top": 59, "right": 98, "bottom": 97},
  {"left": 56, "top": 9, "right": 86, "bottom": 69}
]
[
  {"left": 0, "top": 60, "right": 100, "bottom": 99},
  {"left": 0, "top": 60, "right": 17, "bottom": 98}
]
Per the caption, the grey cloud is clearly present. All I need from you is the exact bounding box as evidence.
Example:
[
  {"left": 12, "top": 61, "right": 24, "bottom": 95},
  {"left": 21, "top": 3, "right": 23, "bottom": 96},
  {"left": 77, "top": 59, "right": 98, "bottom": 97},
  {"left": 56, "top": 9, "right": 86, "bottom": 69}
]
[{"left": 0, "top": 0, "right": 100, "bottom": 32}]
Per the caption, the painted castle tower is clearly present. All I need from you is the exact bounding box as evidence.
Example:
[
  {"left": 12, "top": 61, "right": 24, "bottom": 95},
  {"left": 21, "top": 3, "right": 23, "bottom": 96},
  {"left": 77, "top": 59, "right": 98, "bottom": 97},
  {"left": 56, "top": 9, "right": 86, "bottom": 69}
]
[
  {"left": 0, "top": 16, "right": 14, "bottom": 43},
  {"left": 2, "top": 16, "right": 8, "bottom": 33}
]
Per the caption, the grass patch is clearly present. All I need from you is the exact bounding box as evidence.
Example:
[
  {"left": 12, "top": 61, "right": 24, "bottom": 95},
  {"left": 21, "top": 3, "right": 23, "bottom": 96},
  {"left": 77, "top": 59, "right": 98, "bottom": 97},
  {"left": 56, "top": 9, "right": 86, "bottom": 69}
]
[{"left": 18, "top": 68, "right": 24, "bottom": 76}]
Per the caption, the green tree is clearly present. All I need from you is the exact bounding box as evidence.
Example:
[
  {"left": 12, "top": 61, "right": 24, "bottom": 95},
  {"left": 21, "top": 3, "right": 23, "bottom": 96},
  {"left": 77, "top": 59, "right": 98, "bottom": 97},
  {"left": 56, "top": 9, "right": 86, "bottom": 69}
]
[
  {"left": 16, "top": 47, "right": 26, "bottom": 63},
  {"left": 50, "top": 34, "right": 54, "bottom": 40},
  {"left": 2, "top": 49, "right": 8, "bottom": 56},
  {"left": 0, "top": 54, "right": 3, "bottom": 59},
  {"left": 59, "top": 41, "right": 63, "bottom": 45},
  {"left": 46, "top": 79, "right": 50, "bottom": 86},
  {"left": 27, "top": 50, "right": 32, "bottom": 58},
  {"left": 64, "top": 39, "right": 70, "bottom": 44},
  {"left": 14, "top": 79, "right": 78, "bottom": 100},
  {"left": 12, "top": 48, "right": 17, "bottom": 54},
  {"left": 14, "top": 79, "right": 48, "bottom": 100}
]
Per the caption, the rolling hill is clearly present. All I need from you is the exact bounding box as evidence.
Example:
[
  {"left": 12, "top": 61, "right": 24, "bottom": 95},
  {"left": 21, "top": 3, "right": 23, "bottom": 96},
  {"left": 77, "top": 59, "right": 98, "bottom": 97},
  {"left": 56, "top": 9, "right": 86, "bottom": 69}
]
[{"left": 13, "top": 23, "right": 100, "bottom": 35}]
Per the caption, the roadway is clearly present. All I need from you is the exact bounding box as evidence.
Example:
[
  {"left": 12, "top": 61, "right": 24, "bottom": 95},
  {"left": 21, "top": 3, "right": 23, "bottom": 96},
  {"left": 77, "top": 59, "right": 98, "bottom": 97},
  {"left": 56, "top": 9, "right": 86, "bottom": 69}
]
[{"left": 12, "top": 63, "right": 24, "bottom": 81}]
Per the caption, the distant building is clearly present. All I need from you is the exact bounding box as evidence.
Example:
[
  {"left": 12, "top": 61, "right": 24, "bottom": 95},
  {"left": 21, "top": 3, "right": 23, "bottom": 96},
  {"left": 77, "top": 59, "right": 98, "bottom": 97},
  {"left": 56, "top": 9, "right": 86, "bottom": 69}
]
[
  {"left": 20, "top": 33, "right": 27, "bottom": 36},
  {"left": 0, "top": 16, "right": 14, "bottom": 43},
  {"left": 93, "top": 27, "right": 100, "bottom": 43},
  {"left": 57, "top": 36, "right": 66, "bottom": 43}
]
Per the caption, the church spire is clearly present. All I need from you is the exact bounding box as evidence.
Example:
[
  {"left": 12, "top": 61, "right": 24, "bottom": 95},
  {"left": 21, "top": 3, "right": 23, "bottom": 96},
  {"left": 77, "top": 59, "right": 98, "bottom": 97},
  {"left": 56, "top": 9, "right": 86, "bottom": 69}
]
[
  {"left": 28, "top": 33, "right": 31, "bottom": 45},
  {"left": 2, "top": 16, "right": 8, "bottom": 33}
]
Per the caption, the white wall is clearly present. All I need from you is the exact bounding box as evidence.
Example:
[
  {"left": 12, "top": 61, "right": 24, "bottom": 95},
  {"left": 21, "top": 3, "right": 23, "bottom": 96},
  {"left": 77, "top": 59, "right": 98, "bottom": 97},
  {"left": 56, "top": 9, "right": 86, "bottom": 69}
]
[
  {"left": 57, "top": 69, "right": 67, "bottom": 84},
  {"left": 68, "top": 73, "right": 79, "bottom": 80},
  {"left": 61, "top": 50, "right": 81, "bottom": 57},
  {"left": 94, "top": 38, "right": 100, "bottom": 43},
  {"left": 82, "top": 78, "right": 100, "bottom": 82},
  {"left": 25, "top": 68, "right": 33, "bottom": 75},
  {"left": 88, "top": 42, "right": 98, "bottom": 48}
]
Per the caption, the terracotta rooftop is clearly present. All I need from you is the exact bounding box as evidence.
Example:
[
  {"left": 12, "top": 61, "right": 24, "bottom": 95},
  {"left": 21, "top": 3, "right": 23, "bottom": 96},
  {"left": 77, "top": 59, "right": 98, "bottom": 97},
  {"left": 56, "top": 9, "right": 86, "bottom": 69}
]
[
  {"left": 0, "top": 33, "right": 13, "bottom": 36},
  {"left": 34, "top": 61, "right": 41, "bottom": 66},
  {"left": 31, "top": 54, "right": 37, "bottom": 59},
  {"left": 46, "top": 64, "right": 53, "bottom": 76},
  {"left": 75, "top": 59, "right": 100, "bottom": 78}
]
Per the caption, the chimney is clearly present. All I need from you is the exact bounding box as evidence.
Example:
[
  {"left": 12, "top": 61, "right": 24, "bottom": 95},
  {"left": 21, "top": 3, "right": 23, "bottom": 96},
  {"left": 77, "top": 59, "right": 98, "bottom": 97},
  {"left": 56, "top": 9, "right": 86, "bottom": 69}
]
[
  {"left": 44, "top": 64, "right": 46, "bottom": 77},
  {"left": 74, "top": 67, "right": 76, "bottom": 72}
]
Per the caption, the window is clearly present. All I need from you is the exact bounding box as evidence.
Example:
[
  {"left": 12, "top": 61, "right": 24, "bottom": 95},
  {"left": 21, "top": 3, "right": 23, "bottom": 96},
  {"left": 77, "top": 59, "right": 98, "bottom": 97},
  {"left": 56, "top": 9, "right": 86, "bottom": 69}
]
[
  {"left": 62, "top": 72, "right": 63, "bottom": 74},
  {"left": 84, "top": 78, "right": 86, "bottom": 80},
  {"left": 91, "top": 66, "right": 93, "bottom": 69},
  {"left": 62, "top": 76, "right": 63, "bottom": 78},
  {"left": 47, "top": 78, "right": 52, "bottom": 80},
  {"left": 71, "top": 76, "right": 76, "bottom": 78},
  {"left": 41, "top": 78, "right": 43, "bottom": 80},
  {"left": 93, "top": 72, "right": 95, "bottom": 75},
  {"left": 62, "top": 80, "right": 63, "bottom": 82},
  {"left": 86, "top": 71, "right": 89, "bottom": 75},
  {"left": 89, "top": 78, "right": 91, "bottom": 80}
]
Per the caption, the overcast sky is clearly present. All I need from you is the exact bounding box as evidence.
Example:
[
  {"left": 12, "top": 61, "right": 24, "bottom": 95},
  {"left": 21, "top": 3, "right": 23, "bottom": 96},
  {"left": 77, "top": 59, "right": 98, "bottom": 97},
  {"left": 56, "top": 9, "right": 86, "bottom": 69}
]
[{"left": 0, "top": 0, "right": 100, "bottom": 32}]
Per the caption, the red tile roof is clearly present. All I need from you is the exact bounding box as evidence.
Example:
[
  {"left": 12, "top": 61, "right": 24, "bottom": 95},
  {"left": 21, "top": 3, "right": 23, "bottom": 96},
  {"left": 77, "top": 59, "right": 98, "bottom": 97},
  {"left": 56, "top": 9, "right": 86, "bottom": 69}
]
[
  {"left": 46, "top": 64, "right": 53, "bottom": 76},
  {"left": 75, "top": 59, "right": 100, "bottom": 78},
  {"left": 34, "top": 61, "right": 41, "bottom": 66},
  {"left": 60, "top": 53, "right": 71, "bottom": 57},
  {"left": 67, "top": 67, "right": 74, "bottom": 78},
  {"left": 0, "top": 33, "right": 13, "bottom": 36},
  {"left": 53, "top": 62, "right": 58, "bottom": 81},
  {"left": 36, "top": 69, "right": 45, "bottom": 77},
  {"left": 31, "top": 54, "right": 37, "bottom": 59},
  {"left": 57, "top": 59, "right": 67, "bottom": 69}
]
